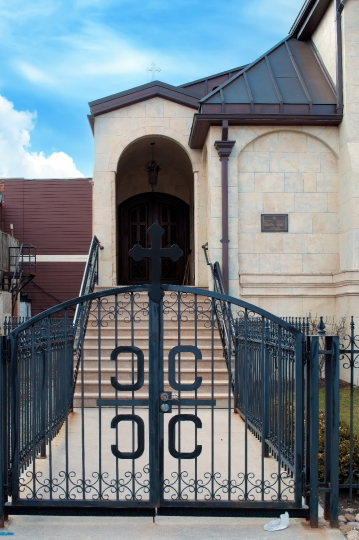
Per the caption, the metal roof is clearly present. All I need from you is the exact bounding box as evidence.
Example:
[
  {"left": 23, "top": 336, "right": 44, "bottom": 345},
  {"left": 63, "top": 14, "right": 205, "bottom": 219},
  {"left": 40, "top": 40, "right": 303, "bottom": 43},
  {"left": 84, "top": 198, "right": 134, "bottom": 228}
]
[
  {"left": 199, "top": 37, "right": 336, "bottom": 113},
  {"left": 189, "top": 37, "right": 341, "bottom": 148},
  {"left": 88, "top": 80, "right": 201, "bottom": 118}
]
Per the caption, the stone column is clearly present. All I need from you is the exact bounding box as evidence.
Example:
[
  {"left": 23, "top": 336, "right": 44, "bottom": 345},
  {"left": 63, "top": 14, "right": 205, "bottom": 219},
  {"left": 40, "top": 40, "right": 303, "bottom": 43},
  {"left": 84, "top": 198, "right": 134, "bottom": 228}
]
[
  {"left": 214, "top": 140, "right": 236, "bottom": 294},
  {"left": 92, "top": 170, "right": 117, "bottom": 287}
]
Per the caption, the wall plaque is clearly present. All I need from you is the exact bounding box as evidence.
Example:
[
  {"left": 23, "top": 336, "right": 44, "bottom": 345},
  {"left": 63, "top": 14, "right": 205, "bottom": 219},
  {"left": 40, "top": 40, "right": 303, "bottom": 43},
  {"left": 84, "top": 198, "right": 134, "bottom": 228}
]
[{"left": 261, "top": 214, "right": 288, "bottom": 233}]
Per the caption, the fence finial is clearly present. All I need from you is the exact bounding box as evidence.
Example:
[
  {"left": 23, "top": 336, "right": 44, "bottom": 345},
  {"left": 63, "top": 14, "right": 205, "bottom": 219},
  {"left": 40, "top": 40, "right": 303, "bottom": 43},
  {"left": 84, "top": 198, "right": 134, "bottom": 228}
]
[{"left": 317, "top": 316, "right": 326, "bottom": 335}]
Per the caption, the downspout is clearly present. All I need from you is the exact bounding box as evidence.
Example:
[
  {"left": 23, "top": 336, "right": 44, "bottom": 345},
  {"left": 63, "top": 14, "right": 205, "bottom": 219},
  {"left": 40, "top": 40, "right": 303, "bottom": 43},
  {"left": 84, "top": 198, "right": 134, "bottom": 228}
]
[
  {"left": 335, "top": 0, "right": 347, "bottom": 114},
  {"left": 214, "top": 120, "right": 235, "bottom": 294}
]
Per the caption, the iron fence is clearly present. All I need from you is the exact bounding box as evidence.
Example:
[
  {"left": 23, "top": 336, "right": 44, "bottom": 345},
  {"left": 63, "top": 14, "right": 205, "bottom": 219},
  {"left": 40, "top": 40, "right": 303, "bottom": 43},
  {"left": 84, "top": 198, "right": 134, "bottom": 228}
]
[{"left": 1, "top": 312, "right": 76, "bottom": 512}]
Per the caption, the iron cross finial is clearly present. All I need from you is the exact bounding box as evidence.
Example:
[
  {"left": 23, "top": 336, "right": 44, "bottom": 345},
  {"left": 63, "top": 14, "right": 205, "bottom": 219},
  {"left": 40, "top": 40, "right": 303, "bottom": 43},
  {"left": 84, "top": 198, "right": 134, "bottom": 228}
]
[
  {"left": 146, "top": 62, "right": 161, "bottom": 81},
  {"left": 129, "top": 223, "right": 183, "bottom": 302}
]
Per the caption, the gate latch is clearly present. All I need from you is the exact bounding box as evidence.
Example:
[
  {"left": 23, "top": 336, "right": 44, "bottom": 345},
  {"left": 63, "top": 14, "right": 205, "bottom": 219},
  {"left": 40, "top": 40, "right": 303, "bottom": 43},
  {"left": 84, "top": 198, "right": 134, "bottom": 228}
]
[{"left": 159, "top": 391, "right": 172, "bottom": 413}]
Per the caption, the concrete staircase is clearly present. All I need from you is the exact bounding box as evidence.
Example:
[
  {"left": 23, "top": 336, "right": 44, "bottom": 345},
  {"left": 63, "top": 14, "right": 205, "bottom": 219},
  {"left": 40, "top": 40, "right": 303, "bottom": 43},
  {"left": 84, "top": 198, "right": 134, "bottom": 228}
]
[{"left": 74, "top": 290, "right": 231, "bottom": 408}]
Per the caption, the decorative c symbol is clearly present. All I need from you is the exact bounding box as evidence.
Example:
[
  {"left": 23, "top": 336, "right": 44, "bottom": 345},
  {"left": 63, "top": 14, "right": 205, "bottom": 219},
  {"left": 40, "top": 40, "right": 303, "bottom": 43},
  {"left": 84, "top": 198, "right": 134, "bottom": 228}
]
[{"left": 168, "top": 414, "right": 202, "bottom": 459}]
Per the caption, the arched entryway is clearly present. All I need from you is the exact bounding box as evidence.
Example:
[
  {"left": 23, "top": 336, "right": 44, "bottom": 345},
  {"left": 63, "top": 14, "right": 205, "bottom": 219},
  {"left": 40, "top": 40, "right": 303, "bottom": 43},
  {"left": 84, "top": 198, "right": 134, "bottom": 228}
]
[
  {"left": 118, "top": 193, "right": 190, "bottom": 285},
  {"left": 116, "top": 135, "right": 194, "bottom": 285}
]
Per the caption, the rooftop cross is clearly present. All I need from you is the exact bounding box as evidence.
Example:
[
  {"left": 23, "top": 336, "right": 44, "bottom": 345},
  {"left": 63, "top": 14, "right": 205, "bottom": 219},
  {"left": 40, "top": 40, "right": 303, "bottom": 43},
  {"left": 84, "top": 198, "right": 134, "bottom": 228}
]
[
  {"left": 146, "top": 62, "right": 161, "bottom": 81},
  {"left": 129, "top": 223, "right": 183, "bottom": 302}
]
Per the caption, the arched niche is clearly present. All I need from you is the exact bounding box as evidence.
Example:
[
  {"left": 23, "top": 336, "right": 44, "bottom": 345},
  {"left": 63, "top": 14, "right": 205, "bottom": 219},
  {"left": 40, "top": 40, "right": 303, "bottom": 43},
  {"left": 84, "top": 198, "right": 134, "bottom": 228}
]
[{"left": 116, "top": 135, "right": 195, "bottom": 285}]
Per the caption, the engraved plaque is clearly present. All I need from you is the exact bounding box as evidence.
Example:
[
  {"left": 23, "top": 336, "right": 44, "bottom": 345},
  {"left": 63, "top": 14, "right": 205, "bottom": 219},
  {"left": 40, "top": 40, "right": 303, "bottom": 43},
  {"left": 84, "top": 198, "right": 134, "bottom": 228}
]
[{"left": 261, "top": 214, "right": 288, "bottom": 233}]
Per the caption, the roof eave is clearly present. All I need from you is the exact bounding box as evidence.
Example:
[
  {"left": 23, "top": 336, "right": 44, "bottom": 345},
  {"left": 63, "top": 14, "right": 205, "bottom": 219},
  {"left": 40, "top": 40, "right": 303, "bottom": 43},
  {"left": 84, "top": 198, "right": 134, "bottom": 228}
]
[
  {"left": 89, "top": 83, "right": 200, "bottom": 117},
  {"left": 290, "top": 0, "right": 332, "bottom": 39},
  {"left": 188, "top": 112, "right": 343, "bottom": 149}
]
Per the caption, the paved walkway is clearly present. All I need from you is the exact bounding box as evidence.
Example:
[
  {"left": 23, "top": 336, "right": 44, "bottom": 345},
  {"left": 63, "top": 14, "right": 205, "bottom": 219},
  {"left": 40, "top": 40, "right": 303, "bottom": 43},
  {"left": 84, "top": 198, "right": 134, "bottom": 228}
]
[{"left": 1, "top": 515, "right": 344, "bottom": 539}]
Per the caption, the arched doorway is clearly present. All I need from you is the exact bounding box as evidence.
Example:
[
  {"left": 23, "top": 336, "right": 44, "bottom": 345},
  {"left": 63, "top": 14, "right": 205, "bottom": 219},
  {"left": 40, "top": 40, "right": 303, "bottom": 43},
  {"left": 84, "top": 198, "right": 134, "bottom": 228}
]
[
  {"left": 116, "top": 135, "right": 195, "bottom": 286},
  {"left": 118, "top": 192, "right": 189, "bottom": 285}
]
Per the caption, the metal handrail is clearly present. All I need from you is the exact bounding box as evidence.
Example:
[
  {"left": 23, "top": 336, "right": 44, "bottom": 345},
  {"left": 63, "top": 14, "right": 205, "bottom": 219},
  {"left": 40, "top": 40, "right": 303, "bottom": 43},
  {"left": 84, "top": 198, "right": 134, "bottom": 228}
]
[
  {"left": 72, "top": 236, "right": 101, "bottom": 389},
  {"left": 202, "top": 243, "right": 236, "bottom": 385}
]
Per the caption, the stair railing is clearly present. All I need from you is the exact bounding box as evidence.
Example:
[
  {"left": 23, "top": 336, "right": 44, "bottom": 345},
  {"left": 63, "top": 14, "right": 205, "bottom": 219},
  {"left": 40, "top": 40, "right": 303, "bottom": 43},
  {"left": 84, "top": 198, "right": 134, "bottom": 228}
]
[
  {"left": 202, "top": 243, "right": 236, "bottom": 388},
  {"left": 72, "top": 236, "right": 102, "bottom": 389},
  {"left": 8, "top": 244, "right": 36, "bottom": 315}
]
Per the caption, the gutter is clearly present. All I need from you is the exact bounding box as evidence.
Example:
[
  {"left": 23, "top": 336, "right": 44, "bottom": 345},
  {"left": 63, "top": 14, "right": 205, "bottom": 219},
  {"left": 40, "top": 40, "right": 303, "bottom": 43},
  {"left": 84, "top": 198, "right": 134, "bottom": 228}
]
[{"left": 335, "top": 0, "right": 347, "bottom": 114}]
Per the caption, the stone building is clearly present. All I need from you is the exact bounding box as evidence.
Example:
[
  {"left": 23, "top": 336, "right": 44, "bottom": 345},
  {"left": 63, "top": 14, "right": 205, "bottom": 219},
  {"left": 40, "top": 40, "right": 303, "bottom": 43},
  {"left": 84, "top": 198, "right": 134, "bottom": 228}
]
[{"left": 88, "top": 0, "right": 358, "bottom": 320}]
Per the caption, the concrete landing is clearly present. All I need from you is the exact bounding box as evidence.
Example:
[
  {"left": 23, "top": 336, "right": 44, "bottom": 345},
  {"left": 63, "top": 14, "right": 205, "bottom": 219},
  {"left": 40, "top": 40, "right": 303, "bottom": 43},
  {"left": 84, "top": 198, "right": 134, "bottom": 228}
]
[{"left": 2, "top": 515, "right": 344, "bottom": 539}]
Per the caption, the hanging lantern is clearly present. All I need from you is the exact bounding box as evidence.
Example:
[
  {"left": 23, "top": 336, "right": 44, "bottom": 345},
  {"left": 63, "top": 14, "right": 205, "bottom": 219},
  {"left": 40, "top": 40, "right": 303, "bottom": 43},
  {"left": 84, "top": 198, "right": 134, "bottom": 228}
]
[{"left": 145, "top": 143, "right": 162, "bottom": 191}]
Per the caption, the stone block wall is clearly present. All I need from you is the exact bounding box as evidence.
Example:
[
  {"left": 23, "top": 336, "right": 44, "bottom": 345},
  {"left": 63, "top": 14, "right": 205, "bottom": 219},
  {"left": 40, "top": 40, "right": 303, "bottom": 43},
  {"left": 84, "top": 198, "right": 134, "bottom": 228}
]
[
  {"left": 237, "top": 130, "right": 339, "bottom": 276},
  {"left": 312, "top": 1, "right": 337, "bottom": 85}
]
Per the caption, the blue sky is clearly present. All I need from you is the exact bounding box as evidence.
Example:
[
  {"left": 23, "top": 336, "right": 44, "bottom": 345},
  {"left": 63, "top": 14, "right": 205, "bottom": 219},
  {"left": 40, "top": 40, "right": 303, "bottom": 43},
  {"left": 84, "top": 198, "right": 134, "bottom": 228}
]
[{"left": 0, "top": 0, "right": 304, "bottom": 178}]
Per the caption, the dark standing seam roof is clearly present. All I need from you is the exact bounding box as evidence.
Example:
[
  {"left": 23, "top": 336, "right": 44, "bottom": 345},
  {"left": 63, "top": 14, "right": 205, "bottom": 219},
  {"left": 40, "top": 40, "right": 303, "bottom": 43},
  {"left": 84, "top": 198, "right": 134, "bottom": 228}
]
[{"left": 199, "top": 37, "right": 336, "bottom": 115}]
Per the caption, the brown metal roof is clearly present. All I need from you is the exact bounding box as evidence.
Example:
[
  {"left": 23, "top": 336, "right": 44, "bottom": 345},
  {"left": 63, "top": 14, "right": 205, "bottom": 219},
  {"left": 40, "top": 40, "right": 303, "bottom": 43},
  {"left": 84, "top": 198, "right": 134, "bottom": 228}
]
[
  {"left": 189, "top": 37, "right": 341, "bottom": 148},
  {"left": 88, "top": 80, "right": 201, "bottom": 118},
  {"left": 179, "top": 65, "right": 247, "bottom": 98}
]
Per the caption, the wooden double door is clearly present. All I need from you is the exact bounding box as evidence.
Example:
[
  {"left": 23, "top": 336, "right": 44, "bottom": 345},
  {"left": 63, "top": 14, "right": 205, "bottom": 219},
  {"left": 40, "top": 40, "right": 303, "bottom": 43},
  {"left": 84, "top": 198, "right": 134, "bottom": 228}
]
[{"left": 118, "top": 193, "right": 190, "bottom": 285}]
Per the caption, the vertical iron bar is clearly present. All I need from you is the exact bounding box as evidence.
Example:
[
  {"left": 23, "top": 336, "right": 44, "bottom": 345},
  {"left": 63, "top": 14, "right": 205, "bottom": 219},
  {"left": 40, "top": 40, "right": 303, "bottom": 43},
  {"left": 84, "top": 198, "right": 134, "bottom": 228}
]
[
  {"left": 277, "top": 327, "right": 282, "bottom": 500},
  {"left": 80, "top": 303, "right": 86, "bottom": 499},
  {"left": 97, "top": 300, "right": 102, "bottom": 499},
  {"left": 309, "top": 336, "right": 319, "bottom": 527},
  {"left": 40, "top": 349, "right": 46, "bottom": 458},
  {"left": 64, "top": 310, "right": 69, "bottom": 499},
  {"left": 0, "top": 337, "right": 5, "bottom": 527},
  {"left": 131, "top": 293, "right": 135, "bottom": 499},
  {"left": 329, "top": 336, "right": 339, "bottom": 527},
  {"left": 260, "top": 319, "right": 268, "bottom": 500},
  {"left": 115, "top": 295, "right": 119, "bottom": 500},
  {"left": 305, "top": 335, "right": 311, "bottom": 509},
  {"left": 148, "top": 296, "right": 161, "bottom": 508},
  {"left": 211, "top": 298, "right": 215, "bottom": 499},
  {"left": 227, "top": 306, "right": 232, "bottom": 500},
  {"left": 294, "top": 333, "right": 304, "bottom": 506},
  {"left": 194, "top": 294, "right": 198, "bottom": 500},
  {"left": 244, "top": 309, "right": 248, "bottom": 500},
  {"left": 324, "top": 337, "right": 332, "bottom": 519},
  {"left": 349, "top": 319, "right": 354, "bottom": 500},
  {"left": 47, "top": 318, "right": 53, "bottom": 500},
  {"left": 10, "top": 330, "right": 19, "bottom": 504}
]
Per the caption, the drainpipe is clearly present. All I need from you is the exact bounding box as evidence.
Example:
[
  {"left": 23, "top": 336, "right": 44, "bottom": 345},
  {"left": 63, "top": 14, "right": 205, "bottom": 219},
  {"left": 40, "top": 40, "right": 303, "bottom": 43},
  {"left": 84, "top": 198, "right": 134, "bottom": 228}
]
[
  {"left": 214, "top": 120, "right": 235, "bottom": 294},
  {"left": 335, "top": 0, "right": 347, "bottom": 114}
]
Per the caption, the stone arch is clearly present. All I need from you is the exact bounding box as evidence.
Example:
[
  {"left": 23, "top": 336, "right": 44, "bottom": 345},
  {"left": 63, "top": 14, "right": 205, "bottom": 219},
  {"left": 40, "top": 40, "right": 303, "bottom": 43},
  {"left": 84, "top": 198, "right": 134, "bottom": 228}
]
[
  {"left": 108, "top": 127, "right": 200, "bottom": 173},
  {"left": 237, "top": 127, "right": 338, "bottom": 159}
]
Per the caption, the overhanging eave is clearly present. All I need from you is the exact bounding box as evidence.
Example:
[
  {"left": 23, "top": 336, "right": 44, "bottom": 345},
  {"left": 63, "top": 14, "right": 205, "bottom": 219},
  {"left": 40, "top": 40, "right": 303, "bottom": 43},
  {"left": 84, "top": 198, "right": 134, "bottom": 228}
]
[{"left": 188, "top": 112, "right": 343, "bottom": 149}]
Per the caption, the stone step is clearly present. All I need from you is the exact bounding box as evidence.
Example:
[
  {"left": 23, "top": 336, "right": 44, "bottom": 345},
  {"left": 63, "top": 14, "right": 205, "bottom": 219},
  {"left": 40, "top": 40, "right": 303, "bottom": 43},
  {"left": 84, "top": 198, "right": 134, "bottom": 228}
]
[{"left": 79, "top": 380, "right": 231, "bottom": 393}]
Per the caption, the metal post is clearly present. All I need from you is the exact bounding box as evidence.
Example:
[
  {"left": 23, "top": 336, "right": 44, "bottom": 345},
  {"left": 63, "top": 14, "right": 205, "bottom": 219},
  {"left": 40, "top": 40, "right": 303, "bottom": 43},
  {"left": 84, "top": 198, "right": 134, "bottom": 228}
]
[
  {"left": 262, "top": 320, "right": 270, "bottom": 457},
  {"left": 294, "top": 333, "right": 304, "bottom": 506},
  {"left": 148, "top": 297, "right": 161, "bottom": 509},
  {"left": 309, "top": 336, "right": 319, "bottom": 527},
  {"left": 327, "top": 336, "right": 339, "bottom": 527},
  {"left": 39, "top": 350, "right": 47, "bottom": 458},
  {"left": 0, "top": 337, "right": 5, "bottom": 527}
]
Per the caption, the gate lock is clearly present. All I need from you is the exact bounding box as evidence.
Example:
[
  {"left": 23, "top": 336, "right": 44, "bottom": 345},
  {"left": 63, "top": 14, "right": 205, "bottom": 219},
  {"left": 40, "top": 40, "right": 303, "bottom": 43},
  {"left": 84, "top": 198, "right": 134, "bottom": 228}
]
[{"left": 160, "top": 391, "right": 172, "bottom": 413}]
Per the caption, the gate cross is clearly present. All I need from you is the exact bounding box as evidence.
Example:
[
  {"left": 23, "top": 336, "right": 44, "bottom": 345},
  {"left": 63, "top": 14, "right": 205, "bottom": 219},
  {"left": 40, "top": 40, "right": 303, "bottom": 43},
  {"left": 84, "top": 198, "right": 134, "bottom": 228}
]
[{"left": 129, "top": 222, "right": 183, "bottom": 302}]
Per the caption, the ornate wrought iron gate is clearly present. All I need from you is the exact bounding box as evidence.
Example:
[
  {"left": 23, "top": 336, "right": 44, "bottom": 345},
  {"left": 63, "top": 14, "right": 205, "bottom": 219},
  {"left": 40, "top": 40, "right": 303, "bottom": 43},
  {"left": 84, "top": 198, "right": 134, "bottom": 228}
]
[{"left": 1, "top": 224, "right": 307, "bottom": 518}]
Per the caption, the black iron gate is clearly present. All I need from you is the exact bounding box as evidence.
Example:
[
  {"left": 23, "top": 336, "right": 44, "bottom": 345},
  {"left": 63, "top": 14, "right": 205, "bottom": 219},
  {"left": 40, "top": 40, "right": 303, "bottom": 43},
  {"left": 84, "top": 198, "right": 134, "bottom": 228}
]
[{"left": 0, "top": 224, "right": 337, "bottom": 521}]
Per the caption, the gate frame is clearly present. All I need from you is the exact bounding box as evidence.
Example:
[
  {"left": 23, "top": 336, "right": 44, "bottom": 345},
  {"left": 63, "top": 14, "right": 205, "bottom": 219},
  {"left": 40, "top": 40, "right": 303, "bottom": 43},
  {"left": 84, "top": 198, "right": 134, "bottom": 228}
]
[{"left": 0, "top": 283, "right": 310, "bottom": 518}]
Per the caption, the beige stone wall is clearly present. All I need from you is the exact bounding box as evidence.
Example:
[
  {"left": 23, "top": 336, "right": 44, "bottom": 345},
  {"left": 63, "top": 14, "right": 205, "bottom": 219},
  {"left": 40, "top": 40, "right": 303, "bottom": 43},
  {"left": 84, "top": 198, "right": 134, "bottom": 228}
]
[
  {"left": 92, "top": 97, "right": 203, "bottom": 287},
  {"left": 204, "top": 125, "right": 340, "bottom": 310},
  {"left": 238, "top": 130, "right": 339, "bottom": 277},
  {"left": 333, "top": 0, "right": 359, "bottom": 333},
  {"left": 312, "top": 1, "right": 337, "bottom": 85}
]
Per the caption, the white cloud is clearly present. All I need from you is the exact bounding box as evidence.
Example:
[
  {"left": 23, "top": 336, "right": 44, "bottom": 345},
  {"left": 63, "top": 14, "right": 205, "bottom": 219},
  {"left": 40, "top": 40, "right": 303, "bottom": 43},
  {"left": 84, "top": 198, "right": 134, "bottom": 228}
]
[
  {"left": 0, "top": 94, "right": 84, "bottom": 179},
  {"left": 16, "top": 62, "right": 54, "bottom": 85}
]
